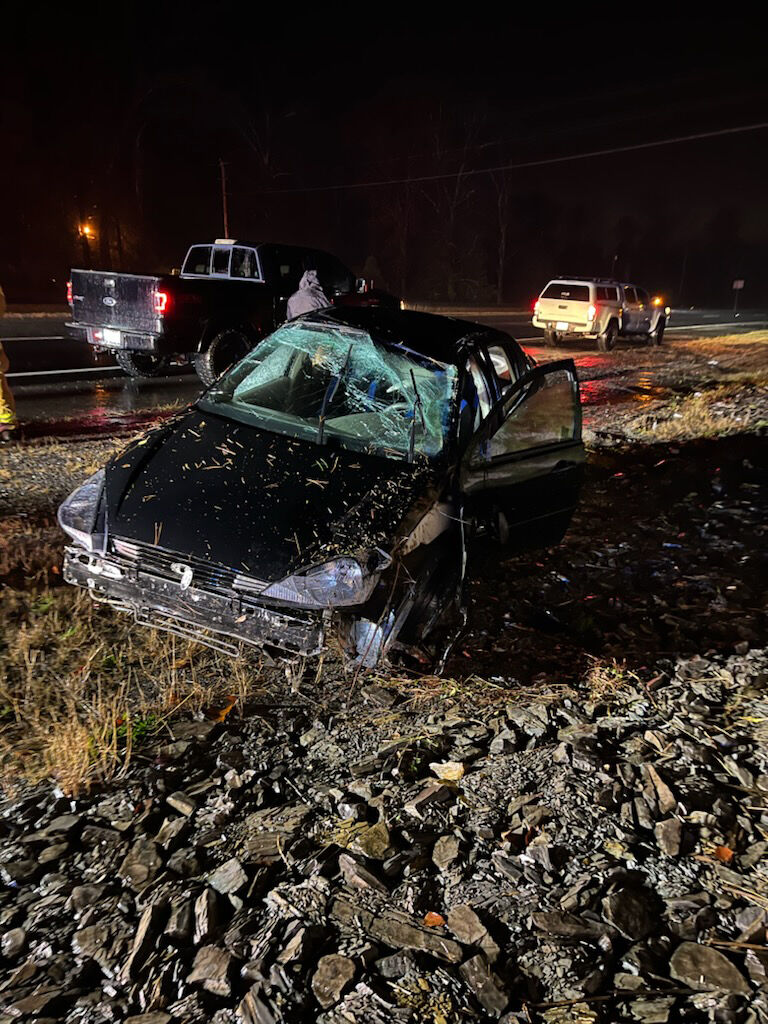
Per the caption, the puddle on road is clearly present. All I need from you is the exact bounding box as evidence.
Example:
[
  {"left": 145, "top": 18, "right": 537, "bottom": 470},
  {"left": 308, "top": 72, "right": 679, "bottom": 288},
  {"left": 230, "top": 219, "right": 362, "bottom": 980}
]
[
  {"left": 579, "top": 374, "right": 673, "bottom": 406},
  {"left": 14, "top": 377, "right": 202, "bottom": 439}
]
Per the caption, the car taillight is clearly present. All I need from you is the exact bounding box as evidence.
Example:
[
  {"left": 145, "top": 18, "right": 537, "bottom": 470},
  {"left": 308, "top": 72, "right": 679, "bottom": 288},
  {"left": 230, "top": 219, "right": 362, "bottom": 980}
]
[
  {"left": 67, "top": 280, "right": 73, "bottom": 305},
  {"left": 533, "top": 299, "right": 540, "bottom": 314},
  {"left": 588, "top": 303, "right": 598, "bottom": 320},
  {"left": 153, "top": 290, "right": 170, "bottom": 315}
]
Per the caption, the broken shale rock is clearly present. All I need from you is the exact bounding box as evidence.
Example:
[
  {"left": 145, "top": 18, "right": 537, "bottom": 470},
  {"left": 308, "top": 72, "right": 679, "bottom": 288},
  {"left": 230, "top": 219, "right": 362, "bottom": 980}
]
[
  {"left": 312, "top": 954, "right": 356, "bottom": 1008},
  {"left": 330, "top": 895, "right": 463, "bottom": 962},
  {"left": 669, "top": 941, "right": 751, "bottom": 994},
  {"left": 459, "top": 953, "right": 509, "bottom": 1017}
]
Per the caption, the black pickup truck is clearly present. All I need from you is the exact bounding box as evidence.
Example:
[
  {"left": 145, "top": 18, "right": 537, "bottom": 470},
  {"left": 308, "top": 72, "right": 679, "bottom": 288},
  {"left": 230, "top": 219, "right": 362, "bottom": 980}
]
[{"left": 67, "top": 240, "right": 397, "bottom": 385}]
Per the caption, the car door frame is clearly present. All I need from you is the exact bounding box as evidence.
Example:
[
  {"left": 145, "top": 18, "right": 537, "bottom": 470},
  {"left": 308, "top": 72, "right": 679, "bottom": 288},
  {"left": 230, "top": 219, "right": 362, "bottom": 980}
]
[{"left": 459, "top": 358, "right": 584, "bottom": 547}]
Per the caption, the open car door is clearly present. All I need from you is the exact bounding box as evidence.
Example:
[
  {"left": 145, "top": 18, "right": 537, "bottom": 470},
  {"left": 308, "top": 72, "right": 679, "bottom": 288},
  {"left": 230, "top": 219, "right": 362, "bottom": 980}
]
[{"left": 460, "top": 359, "right": 584, "bottom": 549}]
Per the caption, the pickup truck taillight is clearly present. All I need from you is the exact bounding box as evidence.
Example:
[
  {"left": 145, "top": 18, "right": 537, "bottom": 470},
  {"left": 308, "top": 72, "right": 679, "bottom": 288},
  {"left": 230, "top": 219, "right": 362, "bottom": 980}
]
[
  {"left": 66, "top": 280, "right": 73, "bottom": 306},
  {"left": 153, "top": 290, "right": 170, "bottom": 315}
]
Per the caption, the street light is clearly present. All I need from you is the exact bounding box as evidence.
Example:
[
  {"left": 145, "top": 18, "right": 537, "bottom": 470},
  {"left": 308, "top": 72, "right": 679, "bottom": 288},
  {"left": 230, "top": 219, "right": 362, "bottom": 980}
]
[{"left": 79, "top": 223, "right": 94, "bottom": 238}]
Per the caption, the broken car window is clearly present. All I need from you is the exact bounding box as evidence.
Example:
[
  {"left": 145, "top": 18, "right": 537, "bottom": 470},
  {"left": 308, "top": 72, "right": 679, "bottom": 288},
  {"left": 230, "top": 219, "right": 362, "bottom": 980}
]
[
  {"left": 471, "top": 366, "right": 578, "bottom": 464},
  {"left": 200, "top": 323, "right": 457, "bottom": 461}
]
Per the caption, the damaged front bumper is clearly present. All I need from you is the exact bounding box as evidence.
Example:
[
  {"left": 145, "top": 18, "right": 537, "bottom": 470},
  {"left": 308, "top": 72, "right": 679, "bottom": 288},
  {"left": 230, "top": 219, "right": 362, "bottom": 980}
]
[{"left": 63, "top": 545, "right": 324, "bottom": 658}]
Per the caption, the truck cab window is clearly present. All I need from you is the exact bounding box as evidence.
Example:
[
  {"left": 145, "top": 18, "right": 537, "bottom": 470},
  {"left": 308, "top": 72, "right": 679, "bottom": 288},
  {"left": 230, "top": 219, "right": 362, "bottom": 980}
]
[
  {"left": 183, "top": 246, "right": 212, "bottom": 276},
  {"left": 212, "top": 248, "right": 231, "bottom": 276},
  {"left": 231, "top": 247, "right": 261, "bottom": 280}
]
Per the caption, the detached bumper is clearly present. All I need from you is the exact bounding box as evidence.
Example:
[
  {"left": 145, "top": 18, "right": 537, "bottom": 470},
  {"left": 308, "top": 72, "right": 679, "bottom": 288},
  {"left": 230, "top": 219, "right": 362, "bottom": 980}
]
[{"left": 63, "top": 546, "right": 324, "bottom": 657}]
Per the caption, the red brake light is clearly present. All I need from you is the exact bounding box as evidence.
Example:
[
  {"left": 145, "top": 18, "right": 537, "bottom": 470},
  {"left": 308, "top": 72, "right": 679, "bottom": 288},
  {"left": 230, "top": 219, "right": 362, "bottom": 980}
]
[
  {"left": 153, "top": 290, "right": 170, "bottom": 315},
  {"left": 67, "top": 280, "right": 73, "bottom": 305}
]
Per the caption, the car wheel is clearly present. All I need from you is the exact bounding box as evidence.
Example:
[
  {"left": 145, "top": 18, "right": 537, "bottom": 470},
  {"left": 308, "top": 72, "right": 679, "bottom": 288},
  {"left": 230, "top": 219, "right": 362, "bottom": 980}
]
[
  {"left": 651, "top": 318, "right": 666, "bottom": 345},
  {"left": 115, "top": 350, "right": 170, "bottom": 378},
  {"left": 597, "top": 322, "right": 618, "bottom": 352},
  {"left": 543, "top": 329, "right": 558, "bottom": 347},
  {"left": 400, "top": 537, "right": 463, "bottom": 644},
  {"left": 194, "top": 329, "right": 253, "bottom": 387}
]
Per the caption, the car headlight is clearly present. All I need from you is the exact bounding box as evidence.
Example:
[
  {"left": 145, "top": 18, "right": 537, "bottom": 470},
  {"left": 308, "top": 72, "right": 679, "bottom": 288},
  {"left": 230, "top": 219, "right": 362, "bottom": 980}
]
[
  {"left": 260, "top": 553, "right": 389, "bottom": 609},
  {"left": 58, "top": 469, "right": 106, "bottom": 552}
]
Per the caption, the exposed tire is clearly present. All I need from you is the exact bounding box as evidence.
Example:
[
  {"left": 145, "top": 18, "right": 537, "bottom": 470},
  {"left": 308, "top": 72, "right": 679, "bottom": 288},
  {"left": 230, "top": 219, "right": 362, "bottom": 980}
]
[
  {"left": 597, "top": 322, "right": 618, "bottom": 352},
  {"left": 194, "top": 328, "right": 253, "bottom": 387},
  {"left": 400, "top": 536, "right": 464, "bottom": 644},
  {"left": 543, "top": 329, "right": 558, "bottom": 348},
  {"left": 115, "top": 350, "right": 170, "bottom": 378},
  {"left": 650, "top": 318, "right": 666, "bottom": 345}
]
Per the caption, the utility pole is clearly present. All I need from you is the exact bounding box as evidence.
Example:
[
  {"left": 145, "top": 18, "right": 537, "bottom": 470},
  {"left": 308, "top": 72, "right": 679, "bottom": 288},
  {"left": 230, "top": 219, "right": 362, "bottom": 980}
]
[{"left": 219, "top": 159, "right": 230, "bottom": 237}]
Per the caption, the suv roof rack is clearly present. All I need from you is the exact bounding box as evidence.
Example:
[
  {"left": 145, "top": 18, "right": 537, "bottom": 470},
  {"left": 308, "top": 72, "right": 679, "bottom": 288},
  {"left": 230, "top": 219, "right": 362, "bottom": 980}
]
[{"left": 554, "top": 275, "right": 622, "bottom": 284}]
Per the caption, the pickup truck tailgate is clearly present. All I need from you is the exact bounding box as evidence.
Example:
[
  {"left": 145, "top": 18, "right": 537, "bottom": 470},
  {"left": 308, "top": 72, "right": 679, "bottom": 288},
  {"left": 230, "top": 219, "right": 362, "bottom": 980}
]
[{"left": 70, "top": 270, "right": 163, "bottom": 333}]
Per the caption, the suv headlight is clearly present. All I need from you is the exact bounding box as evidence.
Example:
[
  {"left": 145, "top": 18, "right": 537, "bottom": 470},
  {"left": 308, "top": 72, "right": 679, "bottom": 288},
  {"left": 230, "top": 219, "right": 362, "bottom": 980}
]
[
  {"left": 260, "top": 553, "right": 390, "bottom": 609},
  {"left": 58, "top": 469, "right": 106, "bottom": 552}
]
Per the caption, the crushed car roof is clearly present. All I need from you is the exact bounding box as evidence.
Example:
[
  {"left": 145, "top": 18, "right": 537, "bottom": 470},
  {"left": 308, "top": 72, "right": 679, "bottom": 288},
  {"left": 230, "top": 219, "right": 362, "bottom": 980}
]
[{"left": 298, "top": 306, "right": 506, "bottom": 367}]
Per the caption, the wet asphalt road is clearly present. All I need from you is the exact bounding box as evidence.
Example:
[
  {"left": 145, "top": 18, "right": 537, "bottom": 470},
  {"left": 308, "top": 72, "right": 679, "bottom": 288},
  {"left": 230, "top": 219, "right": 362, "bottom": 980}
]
[{"left": 2, "top": 307, "right": 766, "bottom": 438}]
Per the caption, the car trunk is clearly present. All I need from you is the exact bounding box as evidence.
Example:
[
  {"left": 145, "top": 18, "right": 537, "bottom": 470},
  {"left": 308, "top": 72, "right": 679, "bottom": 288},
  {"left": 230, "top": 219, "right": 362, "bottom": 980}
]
[
  {"left": 70, "top": 269, "right": 165, "bottom": 333},
  {"left": 537, "top": 282, "right": 593, "bottom": 329}
]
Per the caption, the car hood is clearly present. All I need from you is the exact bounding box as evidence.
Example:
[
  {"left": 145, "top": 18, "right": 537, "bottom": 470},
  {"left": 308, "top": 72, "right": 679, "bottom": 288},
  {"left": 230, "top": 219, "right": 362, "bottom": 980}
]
[{"left": 105, "top": 408, "right": 436, "bottom": 581}]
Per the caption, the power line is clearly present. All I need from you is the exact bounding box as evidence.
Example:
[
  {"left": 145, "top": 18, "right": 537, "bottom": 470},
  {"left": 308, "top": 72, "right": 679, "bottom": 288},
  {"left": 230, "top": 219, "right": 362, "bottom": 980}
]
[{"left": 253, "top": 121, "right": 768, "bottom": 196}]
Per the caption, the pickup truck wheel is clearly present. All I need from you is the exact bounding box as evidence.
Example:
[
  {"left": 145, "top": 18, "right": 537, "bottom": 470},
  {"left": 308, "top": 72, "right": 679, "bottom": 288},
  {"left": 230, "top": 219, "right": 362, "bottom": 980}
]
[
  {"left": 650, "top": 318, "right": 666, "bottom": 345},
  {"left": 194, "top": 329, "right": 253, "bottom": 386},
  {"left": 543, "top": 329, "right": 558, "bottom": 347},
  {"left": 115, "top": 351, "right": 170, "bottom": 378},
  {"left": 597, "top": 322, "right": 618, "bottom": 352}
]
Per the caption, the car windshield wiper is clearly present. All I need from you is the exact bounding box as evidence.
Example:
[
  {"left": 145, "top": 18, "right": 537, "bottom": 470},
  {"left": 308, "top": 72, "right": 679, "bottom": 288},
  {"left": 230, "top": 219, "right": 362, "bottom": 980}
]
[
  {"left": 317, "top": 343, "right": 353, "bottom": 445},
  {"left": 407, "top": 369, "right": 426, "bottom": 463}
]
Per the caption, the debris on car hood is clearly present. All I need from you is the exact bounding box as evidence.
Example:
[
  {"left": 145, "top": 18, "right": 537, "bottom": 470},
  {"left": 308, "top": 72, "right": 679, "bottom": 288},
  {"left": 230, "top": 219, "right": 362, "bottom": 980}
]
[{"left": 106, "top": 408, "right": 433, "bottom": 579}]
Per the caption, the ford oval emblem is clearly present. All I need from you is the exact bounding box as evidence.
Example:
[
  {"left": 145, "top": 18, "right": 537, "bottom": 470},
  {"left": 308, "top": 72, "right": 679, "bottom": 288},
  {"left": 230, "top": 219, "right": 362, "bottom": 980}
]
[{"left": 102, "top": 296, "right": 117, "bottom": 307}]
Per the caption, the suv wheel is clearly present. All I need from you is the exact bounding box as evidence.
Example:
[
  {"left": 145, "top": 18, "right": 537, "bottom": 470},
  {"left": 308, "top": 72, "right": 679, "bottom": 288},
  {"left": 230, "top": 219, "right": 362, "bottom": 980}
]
[
  {"left": 194, "top": 329, "right": 253, "bottom": 387},
  {"left": 115, "top": 351, "right": 170, "bottom": 378},
  {"left": 543, "top": 329, "right": 558, "bottom": 347},
  {"left": 650, "top": 318, "right": 666, "bottom": 346},
  {"left": 597, "top": 322, "right": 618, "bottom": 352}
]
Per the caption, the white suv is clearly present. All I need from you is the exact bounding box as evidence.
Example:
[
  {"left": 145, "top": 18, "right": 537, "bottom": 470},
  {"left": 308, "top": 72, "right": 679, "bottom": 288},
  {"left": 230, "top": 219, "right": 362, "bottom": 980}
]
[{"left": 532, "top": 278, "right": 670, "bottom": 352}]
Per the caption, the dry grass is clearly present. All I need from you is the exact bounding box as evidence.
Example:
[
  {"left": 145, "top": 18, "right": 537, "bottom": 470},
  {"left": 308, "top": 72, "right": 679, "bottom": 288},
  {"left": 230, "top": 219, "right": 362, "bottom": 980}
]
[
  {"left": 627, "top": 381, "right": 768, "bottom": 441},
  {"left": 0, "top": 584, "right": 269, "bottom": 793},
  {"left": 382, "top": 671, "right": 576, "bottom": 713},
  {"left": 584, "top": 657, "right": 640, "bottom": 704}
]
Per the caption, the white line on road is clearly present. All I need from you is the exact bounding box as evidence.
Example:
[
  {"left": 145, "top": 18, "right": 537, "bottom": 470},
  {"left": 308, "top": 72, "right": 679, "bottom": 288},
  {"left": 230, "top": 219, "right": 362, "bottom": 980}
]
[
  {"left": 7, "top": 366, "right": 117, "bottom": 378},
  {"left": 1, "top": 336, "right": 68, "bottom": 343}
]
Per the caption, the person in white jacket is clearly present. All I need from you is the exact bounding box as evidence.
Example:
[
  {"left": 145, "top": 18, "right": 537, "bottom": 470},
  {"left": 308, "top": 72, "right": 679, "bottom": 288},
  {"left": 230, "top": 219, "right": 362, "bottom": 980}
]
[
  {"left": 0, "top": 285, "right": 18, "bottom": 439},
  {"left": 286, "top": 270, "right": 330, "bottom": 319}
]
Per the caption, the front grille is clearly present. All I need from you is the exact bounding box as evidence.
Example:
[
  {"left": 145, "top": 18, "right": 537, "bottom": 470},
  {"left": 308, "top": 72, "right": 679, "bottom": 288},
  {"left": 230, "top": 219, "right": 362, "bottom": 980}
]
[{"left": 112, "top": 539, "right": 267, "bottom": 596}]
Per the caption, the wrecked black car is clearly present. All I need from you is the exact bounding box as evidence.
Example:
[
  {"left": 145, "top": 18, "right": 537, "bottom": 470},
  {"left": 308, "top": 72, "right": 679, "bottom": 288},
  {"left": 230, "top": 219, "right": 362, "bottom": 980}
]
[{"left": 59, "top": 307, "right": 584, "bottom": 666}]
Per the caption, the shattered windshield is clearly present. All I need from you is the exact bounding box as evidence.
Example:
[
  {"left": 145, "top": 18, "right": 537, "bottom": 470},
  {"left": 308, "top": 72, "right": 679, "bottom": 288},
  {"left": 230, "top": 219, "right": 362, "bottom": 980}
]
[{"left": 199, "top": 323, "right": 457, "bottom": 461}]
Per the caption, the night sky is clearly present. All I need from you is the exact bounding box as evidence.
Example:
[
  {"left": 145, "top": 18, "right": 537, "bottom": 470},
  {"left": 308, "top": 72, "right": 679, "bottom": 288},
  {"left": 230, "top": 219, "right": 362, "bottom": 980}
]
[{"left": 3, "top": 5, "right": 768, "bottom": 306}]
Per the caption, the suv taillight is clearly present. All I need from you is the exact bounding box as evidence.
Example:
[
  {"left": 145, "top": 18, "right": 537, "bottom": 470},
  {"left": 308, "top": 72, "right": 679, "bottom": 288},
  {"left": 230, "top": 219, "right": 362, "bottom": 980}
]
[
  {"left": 588, "top": 303, "right": 598, "bottom": 321},
  {"left": 533, "top": 299, "right": 540, "bottom": 314},
  {"left": 66, "top": 280, "right": 73, "bottom": 306},
  {"left": 153, "top": 290, "right": 170, "bottom": 315}
]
